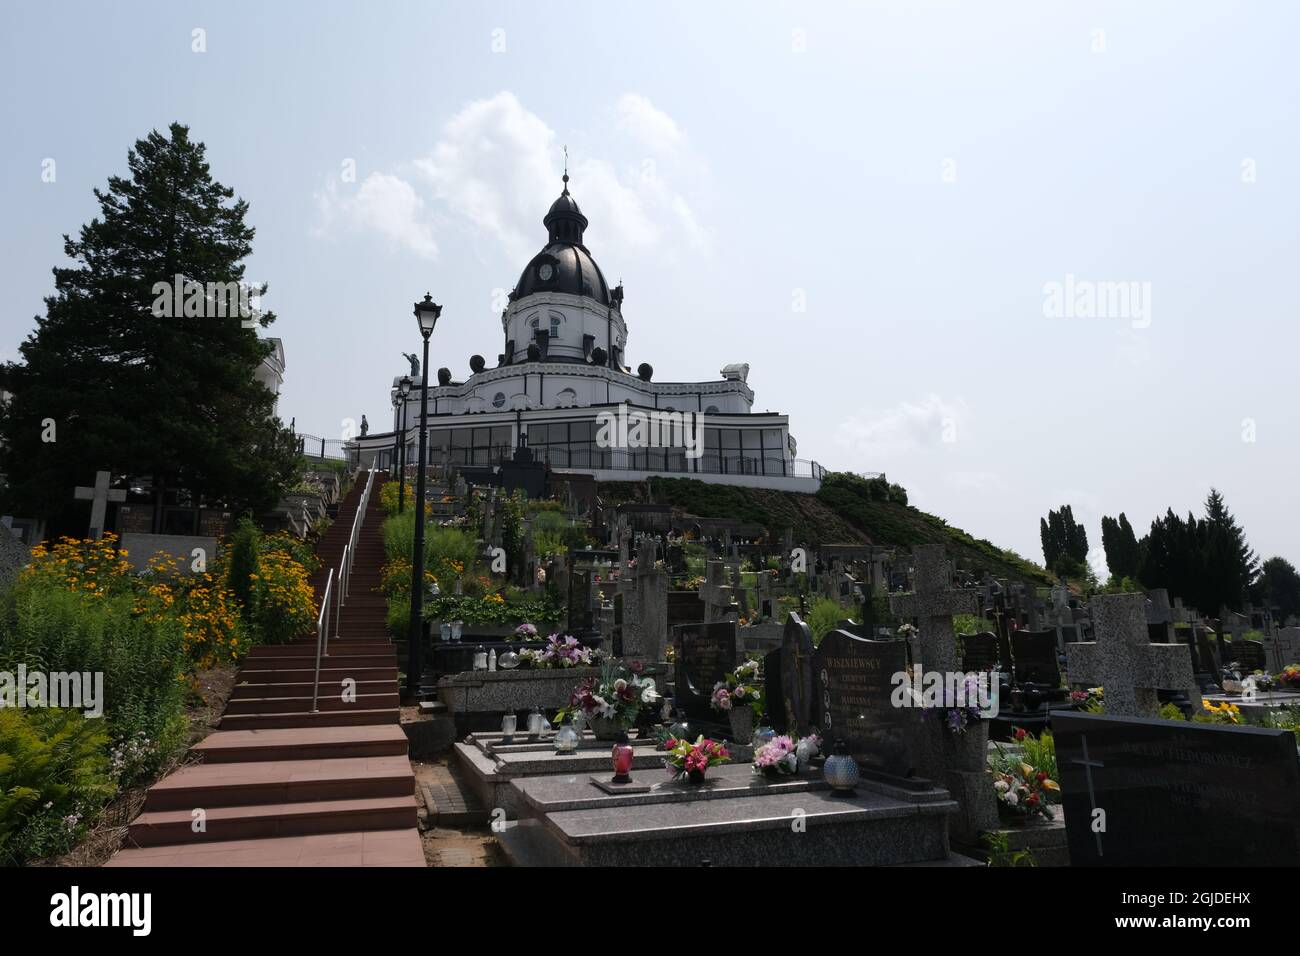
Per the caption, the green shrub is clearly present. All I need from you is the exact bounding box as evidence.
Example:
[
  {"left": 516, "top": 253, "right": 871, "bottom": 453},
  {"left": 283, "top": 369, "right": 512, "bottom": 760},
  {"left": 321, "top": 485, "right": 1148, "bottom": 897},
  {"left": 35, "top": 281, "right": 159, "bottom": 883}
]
[
  {"left": 423, "top": 592, "right": 565, "bottom": 629},
  {"left": 807, "top": 597, "right": 848, "bottom": 643},
  {"left": 0, "top": 707, "right": 116, "bottom": 865},
  {"left": 226, "top": 517, "right": 260, "bottom": 624}
]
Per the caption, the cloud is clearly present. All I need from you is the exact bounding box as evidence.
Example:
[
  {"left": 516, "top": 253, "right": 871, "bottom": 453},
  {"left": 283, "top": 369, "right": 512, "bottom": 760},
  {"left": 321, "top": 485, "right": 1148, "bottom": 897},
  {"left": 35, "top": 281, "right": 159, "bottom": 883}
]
[
  {"left": 946, "top": 470, "right": 1006, "bottom": 494},
  {"left": 314, "top": 91, "right": 707, "bottom": 265},
  {"left": 615, "top": 93, "right": 684, "bottom": 153},
  {"left": 835, "top": 394, "right": 967, "bottom": 452},
  {"left": 313, "top": 173, "right": 438, "bottom": 261}
]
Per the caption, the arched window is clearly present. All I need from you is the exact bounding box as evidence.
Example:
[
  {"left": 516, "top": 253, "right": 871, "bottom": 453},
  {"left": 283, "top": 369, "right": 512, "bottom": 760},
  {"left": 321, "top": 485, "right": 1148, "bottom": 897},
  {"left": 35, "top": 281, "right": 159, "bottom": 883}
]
[
  {"left": 705, "top": 404, "right": 720, "bottom": 414},
  {"left": 550, "top": 314, "right": 561, "bottom": 340}
]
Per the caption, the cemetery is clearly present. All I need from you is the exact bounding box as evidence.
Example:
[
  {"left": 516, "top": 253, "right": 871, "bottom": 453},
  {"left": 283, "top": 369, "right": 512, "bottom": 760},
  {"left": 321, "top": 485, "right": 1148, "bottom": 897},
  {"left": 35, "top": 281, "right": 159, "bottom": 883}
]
[{"left": 0, "top": 12, "right": 1297, "bottom": 912}]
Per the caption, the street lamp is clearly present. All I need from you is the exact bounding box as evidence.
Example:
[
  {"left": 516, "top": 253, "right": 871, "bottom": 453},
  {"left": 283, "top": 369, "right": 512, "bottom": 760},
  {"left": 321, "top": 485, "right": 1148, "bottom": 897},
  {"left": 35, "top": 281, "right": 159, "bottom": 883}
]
[
  {"left": 390, "top": 394, "right": 401, "bottom": 480},
  {"left": 406, "top": 293, "right": 441, "bottom": 697},
  {"left": 397, "top": 375, "right": 412, "bottom": 513}
]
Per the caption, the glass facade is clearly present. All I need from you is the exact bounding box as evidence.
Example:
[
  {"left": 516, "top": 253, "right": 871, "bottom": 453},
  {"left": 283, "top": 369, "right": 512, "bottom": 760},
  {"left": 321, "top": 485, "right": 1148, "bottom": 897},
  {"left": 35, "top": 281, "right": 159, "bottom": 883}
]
[{"left": 422, "top": 425, "right": 512, "bottom": 466}]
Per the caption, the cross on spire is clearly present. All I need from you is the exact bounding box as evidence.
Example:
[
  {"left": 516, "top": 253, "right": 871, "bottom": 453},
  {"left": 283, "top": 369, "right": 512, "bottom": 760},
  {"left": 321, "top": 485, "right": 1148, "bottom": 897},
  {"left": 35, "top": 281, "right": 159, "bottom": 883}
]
[{"left": 562, "top": 144, "right": 569, "bottom": 194}]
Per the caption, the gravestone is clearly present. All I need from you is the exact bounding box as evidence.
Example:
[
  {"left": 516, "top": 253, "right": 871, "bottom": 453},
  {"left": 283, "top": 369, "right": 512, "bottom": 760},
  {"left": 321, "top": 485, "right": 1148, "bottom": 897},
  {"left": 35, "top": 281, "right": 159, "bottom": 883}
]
[
  {"left": 1227, "top": 639, "right": 1267, "bottom": 674},
  {"left": 74, "top": 470, "right": 126, "bottom": 539},
  {"left": 889, "top": 544, "right": 977, "bottom": 675},
  {"left": 1145, "top": 588, "right": 1175, "bottom": 643},
  {"left": 767, "top": 611, "right": 816, "bottom": 735},
  {"left": 1054, "top": 711, "right": 1300, "bottom": 866},
  {"left": 699, "top": 560, "right": 738, "bottom": 623},
  {"left": 960, "top": 632, "right": 1001, "bottom": 673},
  {"left": 672, "top": 620, "right": 742, "bottom": 727},
  {"left": 1009, "top": 629, "right": 1062, "bottom": 687},
  {"left": 814, "top": 628, "right": 921, "bottom": 782},
  {"left": 623, "top": 537, "right": 669, "bottom": 662},
  {"left": 1066, "top": 593, "right": 1198, "bottom": 717}
]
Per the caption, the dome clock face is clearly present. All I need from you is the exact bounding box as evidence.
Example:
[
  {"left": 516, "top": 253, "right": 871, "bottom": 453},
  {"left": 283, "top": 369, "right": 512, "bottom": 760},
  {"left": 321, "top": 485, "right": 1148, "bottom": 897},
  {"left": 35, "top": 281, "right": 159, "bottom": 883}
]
[{"left": 539, "top": 263, "right": 555, "bottom": 281}]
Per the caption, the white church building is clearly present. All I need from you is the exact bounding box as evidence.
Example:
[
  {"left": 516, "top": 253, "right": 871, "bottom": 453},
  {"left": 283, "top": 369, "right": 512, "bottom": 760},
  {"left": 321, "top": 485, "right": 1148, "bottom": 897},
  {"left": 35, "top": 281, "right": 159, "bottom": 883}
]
[{"left": 348, "top": 178, "right": 823, "bottom": 492}]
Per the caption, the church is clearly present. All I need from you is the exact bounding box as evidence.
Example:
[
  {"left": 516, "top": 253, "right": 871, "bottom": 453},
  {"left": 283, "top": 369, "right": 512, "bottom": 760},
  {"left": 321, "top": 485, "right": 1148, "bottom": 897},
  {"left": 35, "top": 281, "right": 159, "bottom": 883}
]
[{"left": 348, "top": 177, "right": 823, "bottom": 492}]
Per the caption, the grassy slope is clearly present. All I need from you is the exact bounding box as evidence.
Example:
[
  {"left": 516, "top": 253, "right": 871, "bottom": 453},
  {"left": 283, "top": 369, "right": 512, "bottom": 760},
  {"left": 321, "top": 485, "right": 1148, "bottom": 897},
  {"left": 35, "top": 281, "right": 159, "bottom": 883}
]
[{"left": 599, "top": 475, "right": 1052, "bottom": 587}]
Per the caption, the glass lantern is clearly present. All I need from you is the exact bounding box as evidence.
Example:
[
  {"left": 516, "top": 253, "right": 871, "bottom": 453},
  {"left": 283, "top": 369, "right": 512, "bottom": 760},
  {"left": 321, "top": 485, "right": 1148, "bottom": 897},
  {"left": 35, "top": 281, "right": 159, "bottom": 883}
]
[
  {"left": 554, "top": 717, "right": 580, "bottom": 754},
  {"left": 751, "top": 713, "right": 776, "bottom": 750}
]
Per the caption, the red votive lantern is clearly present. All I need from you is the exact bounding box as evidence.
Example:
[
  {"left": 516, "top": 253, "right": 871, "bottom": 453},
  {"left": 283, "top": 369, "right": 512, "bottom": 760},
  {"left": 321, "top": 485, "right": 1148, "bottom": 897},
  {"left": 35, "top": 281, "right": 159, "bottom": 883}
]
[{"left": 611, "top": 732, "right": 635, "bottom": 782}]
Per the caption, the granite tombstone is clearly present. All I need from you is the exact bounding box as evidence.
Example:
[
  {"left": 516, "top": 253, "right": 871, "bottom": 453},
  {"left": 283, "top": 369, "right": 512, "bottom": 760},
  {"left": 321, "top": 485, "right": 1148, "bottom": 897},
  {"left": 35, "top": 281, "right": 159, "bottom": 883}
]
[{"left": 1054, "top": 710, "right": 1300, "bottom": 866}]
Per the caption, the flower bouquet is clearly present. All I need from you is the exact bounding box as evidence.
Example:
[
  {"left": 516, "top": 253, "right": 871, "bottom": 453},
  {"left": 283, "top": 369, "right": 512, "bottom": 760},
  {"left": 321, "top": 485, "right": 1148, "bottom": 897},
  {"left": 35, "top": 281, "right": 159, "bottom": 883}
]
[
  {"left": 991, "top": 763, "right": 1059, "bottom": 821},
  {"left": 752, "top": 734, "right": 800, "bottom": 778},
  {"left": 710, "top": 658, "right": 764, "bottom": 741},
  {"left": 513, "top": 622, "right": 538, "bottom": 641},
  {"left": 519, "top": 633, "right": 594, "bottom": 669},
  {"left": 664, "top": 735, "right": 730, "bottom": 784},
  {"left": 558, "top": 659, "right": 660, "bottom": 739},
  {"left": 1278, "top": 666, "right": 1300, "bottom": 690}
]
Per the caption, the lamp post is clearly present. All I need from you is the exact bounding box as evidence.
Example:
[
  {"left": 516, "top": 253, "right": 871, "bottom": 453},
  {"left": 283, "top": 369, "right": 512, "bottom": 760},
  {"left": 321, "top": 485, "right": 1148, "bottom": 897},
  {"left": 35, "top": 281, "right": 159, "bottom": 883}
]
[
  {"left": 406, "top": 294, "right": 441, "bottom": 697},
  {"left": 390, "top": 394, "right": 401, "bottom": 479},
  {"left": 397, "top": 375, "right": 412, "bottom": 513}
]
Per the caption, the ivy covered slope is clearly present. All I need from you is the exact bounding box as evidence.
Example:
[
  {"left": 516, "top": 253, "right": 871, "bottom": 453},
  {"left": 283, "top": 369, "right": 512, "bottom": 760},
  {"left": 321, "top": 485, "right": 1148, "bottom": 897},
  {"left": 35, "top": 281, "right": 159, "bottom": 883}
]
[{"left": 599, "top": 472, "right": 1052, "bottom": 587}]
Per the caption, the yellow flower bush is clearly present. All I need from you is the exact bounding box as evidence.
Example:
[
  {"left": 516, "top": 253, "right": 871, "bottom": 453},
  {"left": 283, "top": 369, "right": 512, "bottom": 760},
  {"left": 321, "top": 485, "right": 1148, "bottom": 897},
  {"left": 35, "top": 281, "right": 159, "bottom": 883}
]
[{"left": 249, "top": 546, "right": 318, "bottom": 645}]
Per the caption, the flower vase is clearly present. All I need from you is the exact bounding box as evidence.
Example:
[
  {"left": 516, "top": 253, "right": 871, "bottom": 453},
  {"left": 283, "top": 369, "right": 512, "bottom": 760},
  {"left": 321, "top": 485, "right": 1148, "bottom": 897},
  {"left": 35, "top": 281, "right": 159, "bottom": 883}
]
[
  {"left": 728, "top": 707, "right": 754, "bottom": 744},
  {"left": 589, "top": 716, "right": 626, "bottom": 741},
  {"left": 686, "top": 768, "right": 706, "bottom": 785}
]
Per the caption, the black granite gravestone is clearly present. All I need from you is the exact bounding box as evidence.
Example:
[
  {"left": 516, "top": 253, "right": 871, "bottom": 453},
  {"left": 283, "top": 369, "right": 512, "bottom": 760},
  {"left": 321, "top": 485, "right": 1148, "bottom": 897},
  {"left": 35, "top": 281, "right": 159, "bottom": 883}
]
[
  {"left": 960, "top": 632, "right": 1001, "bottom": 672},
  {"left": 1009, "top": 629, "right": 1062, "bottom": 687},
  {"left": 1228, "top": 639, "right": 1267, "bottom": 673},
  {"left": 814, "top": 629, "right": 921, "bottom": 782},
  {"left": 770, "top": 612, "right": 815, "bottom": 735},
  {"left": 1054, "top": 711, "right": 1300, "bottom": 866},
  {"left": 672, "top": 621, "right": 740, "bottom": 727}
]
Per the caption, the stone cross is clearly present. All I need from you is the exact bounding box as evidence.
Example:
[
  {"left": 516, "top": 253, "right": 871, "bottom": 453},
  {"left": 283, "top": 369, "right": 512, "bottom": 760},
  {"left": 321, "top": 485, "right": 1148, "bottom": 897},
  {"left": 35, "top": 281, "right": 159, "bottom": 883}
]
[
  {"left": 74, "top": 471, "right": 126, "bottom": 539},
  {"left": 700, "top": 560, "right": 737, "bottom": 623},
  {"left": 625, "top": 537, "right": 669, "bottom": 661},
  {"left": 890, "top": 544, "right": 976, "bottom": 675},
  {"left": 1066, "top": 593, "right": 1197, "bottom": 717}
]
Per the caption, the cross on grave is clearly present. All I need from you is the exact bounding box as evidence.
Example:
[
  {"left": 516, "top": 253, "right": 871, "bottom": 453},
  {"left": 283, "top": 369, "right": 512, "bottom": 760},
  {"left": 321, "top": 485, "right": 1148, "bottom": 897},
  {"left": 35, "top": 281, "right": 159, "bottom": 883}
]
[
  {"left": 889, "top": 544, "right": 977, "bottom": 675},
  {"left": 74, "top": 471, "right": 126, "bottom": 539},
  {"left": 1071, "top": 735, "right": 1106, "bottom": 859},
  {"left": 1065, "top": 593, "right": 1198, "bottom": 717}
]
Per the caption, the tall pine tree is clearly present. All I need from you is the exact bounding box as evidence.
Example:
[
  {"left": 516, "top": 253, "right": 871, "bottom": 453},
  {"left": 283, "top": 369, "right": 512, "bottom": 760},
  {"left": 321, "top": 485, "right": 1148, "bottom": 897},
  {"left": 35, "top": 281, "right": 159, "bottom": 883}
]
[
  {"left": 1100, "top": 512, "right": 1141, "bottom": 581},
  {"left": 1040, "top": 504, "right": 1089, "bottom": 578},
  {"left": 0, "top": 123, "right": 299, "bottom": 532}
]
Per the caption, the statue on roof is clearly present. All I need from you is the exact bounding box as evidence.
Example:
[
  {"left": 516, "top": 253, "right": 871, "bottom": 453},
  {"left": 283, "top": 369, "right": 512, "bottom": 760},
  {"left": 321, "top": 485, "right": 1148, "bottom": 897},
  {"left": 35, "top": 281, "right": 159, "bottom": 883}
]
[{"left": 401, "top": 352, "right": 420, "bottom": 377}]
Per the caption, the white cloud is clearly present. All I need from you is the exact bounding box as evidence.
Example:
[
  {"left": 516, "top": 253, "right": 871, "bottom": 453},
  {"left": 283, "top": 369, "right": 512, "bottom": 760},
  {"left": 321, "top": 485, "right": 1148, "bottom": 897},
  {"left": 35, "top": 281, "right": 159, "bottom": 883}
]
[
  {"left": 615, "top": 93, "right": 684, "bottom": 153},
  {"left": 835, "top": 394, "right": 967, "bottom": 452},
  {"left": 313, "top": 173, "right": 438, "bottom": 261},
  {"left": 946, "top": 470, "right": 1006, "bottom": 494},
  {"left": 313, "top": 91, "right": 707, "bottom": 266}
]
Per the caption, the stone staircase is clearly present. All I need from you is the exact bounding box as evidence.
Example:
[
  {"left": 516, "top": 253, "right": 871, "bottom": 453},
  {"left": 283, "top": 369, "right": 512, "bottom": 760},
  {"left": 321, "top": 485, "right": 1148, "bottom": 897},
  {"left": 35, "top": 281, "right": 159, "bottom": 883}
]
[{"left": 107, "top": 473, "right": 425, "bottom": 867}]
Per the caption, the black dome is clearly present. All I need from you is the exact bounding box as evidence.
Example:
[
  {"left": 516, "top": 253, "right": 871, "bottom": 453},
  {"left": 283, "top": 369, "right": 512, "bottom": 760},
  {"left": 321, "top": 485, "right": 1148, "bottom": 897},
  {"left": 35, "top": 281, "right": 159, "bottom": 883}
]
[{"left": 512, "top": 180, "right": 611, "bottom": 306}]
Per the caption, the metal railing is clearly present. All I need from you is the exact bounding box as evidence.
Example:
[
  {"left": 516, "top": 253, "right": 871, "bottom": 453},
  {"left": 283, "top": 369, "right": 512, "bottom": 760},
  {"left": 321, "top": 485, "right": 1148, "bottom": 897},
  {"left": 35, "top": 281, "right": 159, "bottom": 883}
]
[
  {"left": 312, "top": 467, "right": 378, "bottom": 710},
  {"left": 311, "top": 568, "right": 334, "bottom": 714}
]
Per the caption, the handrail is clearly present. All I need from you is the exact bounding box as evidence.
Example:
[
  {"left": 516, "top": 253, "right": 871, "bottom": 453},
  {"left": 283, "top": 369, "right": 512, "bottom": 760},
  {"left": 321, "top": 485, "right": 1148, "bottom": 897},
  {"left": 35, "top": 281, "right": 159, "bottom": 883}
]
[
  {"left": 329, "top": 468, "right": 378, "bottom": 651},
  {"left": 311, "top": 568, "right": 335, "bottom": 714}
]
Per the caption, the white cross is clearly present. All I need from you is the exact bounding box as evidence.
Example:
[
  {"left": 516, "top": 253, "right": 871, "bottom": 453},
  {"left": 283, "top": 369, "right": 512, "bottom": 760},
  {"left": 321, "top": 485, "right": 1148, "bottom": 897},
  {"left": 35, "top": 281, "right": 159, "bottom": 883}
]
[{"left": 73, "top": 471, "right": 126, "bottom": 539}]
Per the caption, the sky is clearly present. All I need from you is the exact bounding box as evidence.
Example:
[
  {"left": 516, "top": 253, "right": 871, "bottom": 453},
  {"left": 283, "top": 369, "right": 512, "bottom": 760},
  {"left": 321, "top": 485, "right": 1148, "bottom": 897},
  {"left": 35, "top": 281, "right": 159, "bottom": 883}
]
[{"left": 2, "top": 1, "right": 1297, "bottom": 574}]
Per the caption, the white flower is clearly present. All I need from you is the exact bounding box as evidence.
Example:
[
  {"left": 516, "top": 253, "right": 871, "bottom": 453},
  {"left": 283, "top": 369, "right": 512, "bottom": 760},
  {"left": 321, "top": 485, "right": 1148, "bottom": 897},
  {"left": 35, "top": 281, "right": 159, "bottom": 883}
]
[
  {"left": 993, "top": 779, "right": 1009, "bottom": 792},
  {"left": 1004, "top": 790, "right": 1019, "bottom": 806},
  {"left": 640, "top": 685, "right": 660, "bottom": 703}
]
